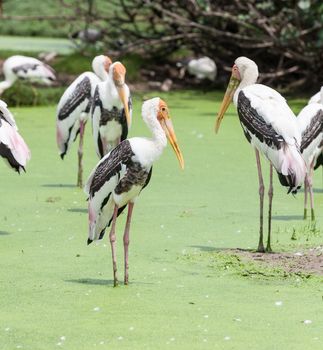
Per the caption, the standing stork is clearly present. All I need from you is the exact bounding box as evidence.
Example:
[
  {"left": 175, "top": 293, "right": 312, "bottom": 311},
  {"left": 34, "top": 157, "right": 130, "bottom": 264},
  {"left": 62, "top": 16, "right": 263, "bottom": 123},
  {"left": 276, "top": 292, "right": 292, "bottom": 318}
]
[
  {"left": 0, "top": 100, "right": 30, "bottom": 172},
  {"left": 56, "top": 55, "right": 112, "bottom": 187},
  {"left": 85, "top": 97, "right": 184, "bottom": 286},
  {"left": 297, "top": 95, "right": 323, "bottom": 220},
  {"left": 91, "top": 61, "right": 131, "bottom": 159},
  {"left": 0, "top": 55, "right": 56, "bottom": 95},
  {"left": 215, "top": 57, "right": 306, "bottom": 252}
]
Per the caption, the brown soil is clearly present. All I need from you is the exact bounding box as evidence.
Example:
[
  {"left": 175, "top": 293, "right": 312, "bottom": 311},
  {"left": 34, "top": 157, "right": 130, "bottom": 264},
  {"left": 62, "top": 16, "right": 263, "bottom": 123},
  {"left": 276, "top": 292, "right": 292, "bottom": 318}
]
[{"left": 231, "top": 247, "right": 323, "bottom": 276}]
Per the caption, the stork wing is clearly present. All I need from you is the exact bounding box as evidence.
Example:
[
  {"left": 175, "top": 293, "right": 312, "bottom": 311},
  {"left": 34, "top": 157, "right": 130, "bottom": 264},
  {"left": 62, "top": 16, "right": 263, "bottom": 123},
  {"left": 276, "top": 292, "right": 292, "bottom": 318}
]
[
  {"left": 237, "top": 90, "right": 285, "bottom": 150},
  {"left": 87, "top": 139, "right": 134, "bottom": 197},
  {"left": 56, "top": 73, "right": 99, "bottom": 157},
  {"left": 0, "top": 104, "right": 30, "bottom": 172},
  {"left": 58, "top": 75, "right": 92, "bottom": 121},
  {"left": 86, "top": 139, "right": 135, "bottom": 241},
  {"left": 299, "top": 108, "right": 323, "bottom": 153}
]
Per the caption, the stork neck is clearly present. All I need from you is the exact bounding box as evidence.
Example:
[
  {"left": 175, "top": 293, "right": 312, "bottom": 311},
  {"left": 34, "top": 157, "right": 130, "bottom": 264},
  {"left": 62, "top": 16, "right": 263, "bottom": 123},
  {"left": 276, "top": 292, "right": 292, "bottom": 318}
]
[
  {"left": 233, "top": 69, "right": 258, "bottom": 105},
  {"left": 0, "top": 80, "right": 14, "bottom": 94},
  {"left": 146, "top": 118, "right": 167, "bottom": 159},
  {"left": 93, "top": 64, "right": 108, "bottom": 81}
]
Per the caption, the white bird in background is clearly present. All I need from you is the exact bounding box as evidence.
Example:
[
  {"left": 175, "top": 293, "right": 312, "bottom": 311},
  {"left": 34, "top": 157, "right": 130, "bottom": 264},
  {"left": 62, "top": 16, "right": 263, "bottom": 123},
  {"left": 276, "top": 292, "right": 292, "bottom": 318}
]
[
  {"left": 308, "top": 86, "right": 323, "bottom": 105},
  {"left": 0, "top": 55, "right": 56, "bottom": 95},
  {"left": 297, "top": 102, "right": 323, "bottom": 220},
  {"left": 85, "top": 98, "right": 184, "bottom": 286},
  {"left": 215, "top": 56, "right": 306, "bottom": 253},
  {"left": 0, "top": 100, "right": 30, "bottom": 172},
  {"left": 187, "top": 56, "right": 217, "bottom": 81},
  {"left": 56, "top": 55, "right": 112, "bottom": 187},
  {"left": 91, "top": 61, "right": 132, "bottom": 159}
]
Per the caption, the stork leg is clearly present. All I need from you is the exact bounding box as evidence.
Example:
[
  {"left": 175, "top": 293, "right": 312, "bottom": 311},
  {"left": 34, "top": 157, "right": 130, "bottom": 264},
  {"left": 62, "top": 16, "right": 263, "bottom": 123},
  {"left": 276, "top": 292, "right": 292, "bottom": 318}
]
[
  {"left": 255, "top": 149, "right": 265, "bottom": 253},
  {"left": 123, "top": 202, "right": 134, "bottom": 285},
  {"left": 77, "top": 121, "right": 85, "bottom": 188},
  {"left": 266, "top": 164, "right": 273, "bottom": 252},
  {"left": 308, "top": 164, "right": 315, "bottom": 221},
  {"left": 303, "top": 175, "right": 308, "bottom": 220},
  {"left": 109, "top": 205, "right": 119, "bottom": 287}
]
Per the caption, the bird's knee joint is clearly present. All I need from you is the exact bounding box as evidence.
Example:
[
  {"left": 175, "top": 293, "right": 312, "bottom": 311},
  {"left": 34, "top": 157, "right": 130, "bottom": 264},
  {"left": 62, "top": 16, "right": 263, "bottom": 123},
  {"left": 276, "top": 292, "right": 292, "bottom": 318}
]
[{"left": 259, "top": 184, "right": 265, "bottom": 196}]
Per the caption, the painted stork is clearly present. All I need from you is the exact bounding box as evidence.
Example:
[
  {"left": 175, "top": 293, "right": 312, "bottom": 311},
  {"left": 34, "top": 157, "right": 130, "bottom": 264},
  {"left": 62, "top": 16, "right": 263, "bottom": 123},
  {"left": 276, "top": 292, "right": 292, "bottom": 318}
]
[
  {"left": 0, "top": 100, "right": 30, "bottom": 172},
  {"left": 56, "top": 55, "right": 112, "bottom": 187},
  {"left": 91, "top": 61, "right": 132, "bottom": 159},
  {"left": 215, "top": 57, "right": 306, "bottom": 253},
  {"left": 308, "top": 86, "right": 323, "bottom": 105},
  {"left": 297, "top": 102, "right": 323, "bottom": 220},
  {"left": 0, "top": 55, "right": 56, "bottom": 95},
  {"left": 187, "top": 56, "right": 217, "bottom": 81},
  {"left": 85, "top": 97, "right": 184, "bottom": 286}
]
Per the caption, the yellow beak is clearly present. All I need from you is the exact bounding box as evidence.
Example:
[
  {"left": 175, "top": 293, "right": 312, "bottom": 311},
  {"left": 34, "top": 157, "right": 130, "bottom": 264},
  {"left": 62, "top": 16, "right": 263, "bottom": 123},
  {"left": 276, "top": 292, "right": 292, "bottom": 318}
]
[
  {"left": 162, "top": 118, "right": 184, "bottom": 170},
  {"left": 117, "top": 86, "right": 131, "bottom": 128},
  {"left": 215, "top": 75, "right": 240, "bottom": 133}
]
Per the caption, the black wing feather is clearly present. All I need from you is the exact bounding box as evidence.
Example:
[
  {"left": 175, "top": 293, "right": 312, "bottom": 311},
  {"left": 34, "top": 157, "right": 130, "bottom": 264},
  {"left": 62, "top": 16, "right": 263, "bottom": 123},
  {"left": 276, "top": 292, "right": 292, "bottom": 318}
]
[
  {"left": 237, "top": 91, "right": 285, "bottom": 150},
  {"left": 58, "top": 76, "right": 92, "bottom": 121},
  {"left": 89, "top": 139, "right": 135, "bottom": 197},
  {"left": 300, "top": 109, "right": 323, "bottom": 153}
]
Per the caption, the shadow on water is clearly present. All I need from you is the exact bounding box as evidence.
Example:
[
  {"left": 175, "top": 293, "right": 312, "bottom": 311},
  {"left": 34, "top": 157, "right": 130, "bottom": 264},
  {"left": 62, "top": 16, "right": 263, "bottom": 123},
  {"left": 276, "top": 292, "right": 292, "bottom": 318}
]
[
  {"left": 299, "top": 188, "right": 323, "bottom": 194},
  {"left": 66, "top": 278, "right": 114, "bottom": 286},
  {"left": 42, "top": 184, "right": 76, "bottom": 188},
  {"left": 190, "top": 245, "right": 255, "bottom": 253},
  {"left": 66, "top": 278, "right": 154, "bottom": 286},
  {"left": 68, "top": 208, "right": 87, "bottom": 214},
  {"left": 0, "top": 231, "right": 10, "bottom": 236},
  {"left": 272, "top": 215, "right": 303, "bottom": 221}
]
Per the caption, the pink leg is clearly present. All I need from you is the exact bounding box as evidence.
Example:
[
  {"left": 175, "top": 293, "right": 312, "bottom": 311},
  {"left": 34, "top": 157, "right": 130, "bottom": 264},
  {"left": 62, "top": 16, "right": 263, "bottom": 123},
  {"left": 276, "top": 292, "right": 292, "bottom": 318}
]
[
  {"left": 123, "top": 202, "right": 134, "bottom": 285},
  {"left": 308, "top": 165, "right": 315, "bottom": 221},
  {"left": 303, "top": 174, "right": 308, "bottom": 219},
  {"left": 266, "top": 164, "right": 273, "bottom": 252},
  {"left": 109, "top": 205, "right": 119, "bottom": 287},
  {"left": 255, "top": 149, "right": 265, "bottom": 252},
  {"left": 77, "top": 121, "right": 85, "bottom": 188}
]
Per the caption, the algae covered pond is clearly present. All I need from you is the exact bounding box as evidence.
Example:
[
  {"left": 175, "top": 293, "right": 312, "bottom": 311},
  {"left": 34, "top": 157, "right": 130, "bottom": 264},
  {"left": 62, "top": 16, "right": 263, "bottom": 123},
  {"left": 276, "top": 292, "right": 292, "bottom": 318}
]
[{"left": 0, "top": 91, "right": 322, "bottom": 349}]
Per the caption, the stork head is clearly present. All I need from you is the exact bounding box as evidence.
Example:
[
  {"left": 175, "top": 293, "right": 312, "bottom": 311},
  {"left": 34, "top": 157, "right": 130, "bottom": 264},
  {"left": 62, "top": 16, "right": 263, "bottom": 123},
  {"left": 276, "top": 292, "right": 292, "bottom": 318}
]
[
  {"left": 215, "top": 57, "right": 258, "bottom": 133},
  {"left": 142, "top": 98, "right": 184, "bottom": 169},
  {"left": 92, "top": 55, "right": 112, "bottom": 80},
  {"left": 110, "top": 62, "right": 131, "bottom": 128}
]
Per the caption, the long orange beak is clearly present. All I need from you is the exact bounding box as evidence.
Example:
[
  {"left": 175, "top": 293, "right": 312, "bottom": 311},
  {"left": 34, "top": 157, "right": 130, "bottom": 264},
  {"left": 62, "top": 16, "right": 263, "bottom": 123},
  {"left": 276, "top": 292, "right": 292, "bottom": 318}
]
[
  {"left": 215, "top": 75, "right": 240, "bottom": 133},
  {"left": 161, "top": 118, "right": 184, "bottom": 169},
  {"left": 117, "top": 86, "right": 131, "bottom": 128}
]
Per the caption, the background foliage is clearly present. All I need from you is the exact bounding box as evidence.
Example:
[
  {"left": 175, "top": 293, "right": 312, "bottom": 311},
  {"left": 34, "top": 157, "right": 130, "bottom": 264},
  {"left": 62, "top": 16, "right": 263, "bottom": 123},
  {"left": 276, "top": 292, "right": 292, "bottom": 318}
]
[{"left": 1, "top": 0, "right": 323, "bottom": 91}]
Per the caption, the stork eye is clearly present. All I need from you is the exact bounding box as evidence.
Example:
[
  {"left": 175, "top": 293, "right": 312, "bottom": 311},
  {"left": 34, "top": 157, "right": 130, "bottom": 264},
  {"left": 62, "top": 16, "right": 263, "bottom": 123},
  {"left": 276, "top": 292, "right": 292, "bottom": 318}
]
[{"left": 161, "top": 107, "right": 166, "bottom": 112}]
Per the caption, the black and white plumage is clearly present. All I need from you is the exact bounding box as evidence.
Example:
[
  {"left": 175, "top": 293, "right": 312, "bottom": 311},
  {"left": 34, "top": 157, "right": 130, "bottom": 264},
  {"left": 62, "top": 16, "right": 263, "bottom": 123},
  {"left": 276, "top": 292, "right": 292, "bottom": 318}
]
[
  {"left": 0, "top": 100, "right": 30, "bottom": 172},
  {"left": 85, "top": 98, "right": 184, "bottom": 286},
  {"left": 0, "top": 55, "right": 56, "bottom": 95},
  {"left": 91, "top": 61, "right": 132, "bottom": 159},
  {"left": 215, "top": 56, "right": 306, "bottom": 252},
  {"left": 56, "top": 55, "right": 112, "bottom": 187},
  {"left": 297, "top": 103, "right": 323, "bottom": 220}
]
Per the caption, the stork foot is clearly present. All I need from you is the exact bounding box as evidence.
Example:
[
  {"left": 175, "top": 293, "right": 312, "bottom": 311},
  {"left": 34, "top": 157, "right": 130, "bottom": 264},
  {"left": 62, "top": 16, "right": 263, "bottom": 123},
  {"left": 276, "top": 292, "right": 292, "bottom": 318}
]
[
  {"left": 113, "top": 277, "right": 119, "bottom": 287},
  {"left": 311, "top": 209, "right": 315, "bottom": 222},
  {"left": 303, "top": 208, "right": 307, "bottom": 220}
]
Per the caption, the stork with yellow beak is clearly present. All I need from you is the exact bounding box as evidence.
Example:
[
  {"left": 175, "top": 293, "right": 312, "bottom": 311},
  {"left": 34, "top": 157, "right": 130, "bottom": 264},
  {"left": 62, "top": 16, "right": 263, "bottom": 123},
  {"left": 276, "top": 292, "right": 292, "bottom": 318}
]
[
  {"left": 215, "top": 57, "right": 306, "bottom": 252},
  {"left": 85, "top": 98, "right": 184, "bottom": 286},
  {"left": 91, "top": 61, "right": 132, "bottom": 158}
]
